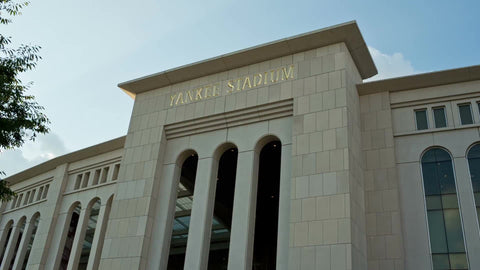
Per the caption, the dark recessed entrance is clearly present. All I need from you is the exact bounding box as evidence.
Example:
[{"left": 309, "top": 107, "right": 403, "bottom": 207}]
[
  {"left": 167, "top": 154, "right": 198, "bottom": 270},
  {"left": 252, "top": 141, "right": 281, "bottom": 270},
  {"left": 208, "top": 147, "right": 238, "bottom": 269}
]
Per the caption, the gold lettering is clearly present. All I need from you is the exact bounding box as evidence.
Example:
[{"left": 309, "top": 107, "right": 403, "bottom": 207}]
[
  {"left": 195, "top": 88, "right": 203, "bottom": 100},
  {"left": 236, "top": 78, "right": 241, "bottom": 91},
  {"left": 212, "top": 84, "right": 220, "bottom": 96},
  {"left": 242, "top": 76, "right": 252, "bottom": 90},
  {"left": 264, "top": 72, "right": 268, "bottom": 85},
  {"left": 282, "top": 65, "right": 294, "bottom": 80},
  {"left": 204, "top": 85, "right": 212, "bottom": 98},
  {"left": 270, "top": 70, "right": 277, "bottom": 83},
  {"left": 253, "top": 73, "right": 262, "bottom": 87},
  {"left": 227, "top": 81, "right": 235, "bottom": 93},
  {"left": 175, "top": 92, "right": 184, "bottom": 105},
  {"left": 170, "top": 94, "right": 177, "bottom": 106},
  {"left": 187, "top": 90, "right": 194, "bottom": 102}
]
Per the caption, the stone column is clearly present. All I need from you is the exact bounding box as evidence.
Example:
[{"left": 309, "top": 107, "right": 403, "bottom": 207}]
[
  {"left": 453, "top": 157, "right": 480, "bottom": 269},
  {"left": 227, "top": 150, "right": 258, "bottom": 269},
  {"left": 11, "top": 218, "right": 34, "bottom": 270},
  {"left": 32, "top": 164, "right": 69, "bottom": 269},
  {"left": 184, "top": 157, "right": 217, "bottom": 269},
  {"left": 0, "top": 223, "right": 20, "bottom": 270},
  {"left": 86, "top": 202, "right": 110, "bottom": 270},
  {"left": 276, "top": 143, "right": 292, "bottom": 270},
  {"left": 147, "top": 163, "right": 180, "bottom": 270},
  {"left": 66, "top": 208, "right": 89, "bottom": 270},
  {"left": 0, "top": 225, "right": 12, "bottom": 261}
]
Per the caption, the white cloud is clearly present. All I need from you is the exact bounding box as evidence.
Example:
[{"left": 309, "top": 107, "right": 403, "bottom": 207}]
[
  {"left": 0, "top": 133, "right": 68, "bottom": 178},
  {"left": 366, "top": 46, "right": 421, "bottom": 81}
]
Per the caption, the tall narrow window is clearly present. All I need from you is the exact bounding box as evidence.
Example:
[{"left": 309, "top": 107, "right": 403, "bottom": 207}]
[
  {"left": 422, "top": 148, "right": 468, "bottom": 270},
  {"left": 0, "top": 222, "right": 13, "bottom": 266},
  {"left": 253, "top": 141, "right": 281, "bottom": 269},
  {"left": 78, "top": 200, "right": 101, "bottom": 270},
  {"left": 459, "top": 104, "right": 473, "bottom": 125},
  {"left": 60, "top": 204, "right": 81, "bottom": 270},
  {"left": 416, "top": 109, "right": 429, "bottom": 130},
  {"left": 208, "top": 147, "right": 238, "bottom": 268},
  {"left": 20, "top": 214, "right": 40, "bottom": 270},
  {"left": 467, "top": 144, "right": 480, "bottom": 226},
  {"left": 167, "top": 153, "right": 198, "bottom": 269},
  {"left": 8, "top": 218, "right": 26, "bottom": 269},
  {"left": 434, "top": 107, "right": 447, "bottom": 128}
]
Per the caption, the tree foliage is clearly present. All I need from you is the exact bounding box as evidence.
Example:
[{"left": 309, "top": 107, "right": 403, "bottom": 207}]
[{"left": 0, "top": 0, "right": 49, "bottom": 201}]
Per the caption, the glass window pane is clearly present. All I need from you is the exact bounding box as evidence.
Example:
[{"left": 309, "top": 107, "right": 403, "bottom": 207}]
[
  {"left": 423, "top": 163, "right": 440, "bottom": 195},
  {"left": 444, "top": 209, "right": 465, "bottom": 253},
  {"left": 416, "top": 110, "right": 428, "bottom": 130},
  {"left": 434, "top": 107, "right": 447, "bottom": 128},
  {"left": 60, "top": 205, "right": 81, "bottom": 270},
  {"left": 21, "top": 215, "right": 40, "bottom": 270},
  {"left": 468, "top": 144, "right": 480, "bottom": 233},
  {"left": 168, "top": 154, "right": 198, "bottom": 269},
  {"left": 426, "top": 196, "right": 442, "bottom": 210},
  {"left": 432, "top": 254, "right": 450, "bottom": 270},
  {"left": 449, "top": 253, "right": 468, "bottom": 269},
  {"left": 459, "top": 104, "right": 473, "bottom": 125},
  {"left": 8, "top": 219, "right": 26, "bottom": 269},
  {"left": 427, "top": 211, "right": 448, "bottom": 254},
  {"left": 438, "top": 161, "right": 456, "bottom": 194},
  {"left": 441, "top": 194, "right": 458, "bottom": 209},
  {"left": 0, "top": 226, "right": 12, "bottom": 266},
  {"left": 469, "top": 144, "right": 480, "bottom": 159},
  {"left": 78, "top": 200, "right": 101, "bottom": 270}
]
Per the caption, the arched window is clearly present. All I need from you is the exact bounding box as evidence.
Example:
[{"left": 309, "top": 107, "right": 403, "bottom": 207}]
[
  {"left": 20, "top": 213, "right": 40, "bottom": 270},
  {"left": 421, "top": 148, "right": 468, "bottom": 270},
  {"left": 7, "top": 217, "right": 26, "bottom": 269},
  {"left": 60, "top": 203, "right": 81, "bottom": 270},
  {"left": 467, "top": 144, "right": 480, "bottom": 226},
  {"left": 167, "top": 153, "right": 198, "bottom": 269},
  {"left": 208, "top": 146, "right": 238, "bottom": 268},
  {"left": 0, "top": 221, "right": 13, "bottom": 266},
  {"left": 77, "top": 199, "right": 101, "bottom": 270},
  {"left": 252, "top": 140, "right": 281, "bottom": 269}
]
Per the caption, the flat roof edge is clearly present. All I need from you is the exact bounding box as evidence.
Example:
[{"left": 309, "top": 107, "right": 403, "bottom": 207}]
[
  {"left": 357, "top": 65, "right": 480, "bottom": 95},
  {"left": 119, "top": 21, "right": 377, "bottom": 95},
  {"left": 3, "top": 136, "right": 126, "bottom": 185}
]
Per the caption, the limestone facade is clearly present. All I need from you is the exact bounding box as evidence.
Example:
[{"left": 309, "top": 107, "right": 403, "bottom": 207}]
[{"left": 1, "top": 21, "right": 480, "bottom": 270}]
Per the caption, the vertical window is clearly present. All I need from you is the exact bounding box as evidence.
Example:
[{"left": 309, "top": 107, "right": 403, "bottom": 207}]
[
  {"left": 167, "top": 153, "right": 198, "bottom": 269},
  {"left": 78, "top": 200, "right": 101, "bottom": 270},
  {"left": 459, "top": 104, "right": 473, "bottom": 125},
  {"left": 416, "top": 109, "right": 429, "bottom": 130},
  {"left": 81, "top": 172, "right": 90, "bottom": 188},
  {"left": 60, "top": 204, "right": 81, "bottom": 270},
  {"left": 8, "top": 218, "right": 26, "bottom": 269},
  {"left": 208, "top": 147, "right": 238, "bottom": 268},
  {"left": 0, "top": 222, "right": 13, "bottom": 266},
  {"left": 29, "top": 190, "right": 36, "bottom": 204},
  {"left": 42, "top": 185, "right": 49, "bottom": 199},
  {"left": 20, "top": 214, "right": 40, "bottom": 270},
  {"left": 421, "top": 148, "right": 468, "bottom": 270},
  {"left": 467, "top": 144, "right": 480, "bottom": 227},
  {"left": 100, "top": 167, "right": 109, "bottom": 184},
  {"left": 433, "top": 107, "right": 447, "bottom": 128},
  {"left": 112, "top": 164, "right": 120, "bottom": 181},
  {"left": 92, "top": 169, "right": 101, "bottom": 186},
  {"left": 253, "top": 141, "right": 281, "bottom": 269}
]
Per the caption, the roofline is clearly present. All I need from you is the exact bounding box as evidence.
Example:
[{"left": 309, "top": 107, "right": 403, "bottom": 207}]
[
  {"left": 3, "top": 136, "right": 126, "bottom": 185},
  {"left": 357, "top": 65, "right": 480, "bottom": 95},
  {"left": 119, "top": 21, "right": 377, "bottom": 96}
]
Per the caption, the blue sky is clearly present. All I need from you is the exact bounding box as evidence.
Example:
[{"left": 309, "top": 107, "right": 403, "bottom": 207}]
[{"left": 1, "top": 0, "right": 479, "bottom": 176}]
